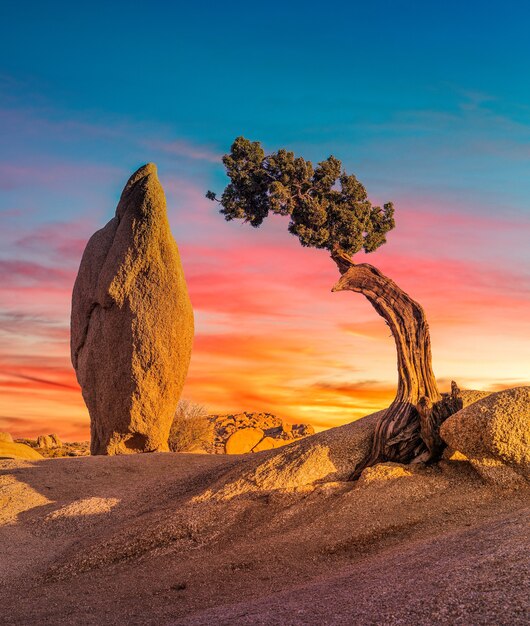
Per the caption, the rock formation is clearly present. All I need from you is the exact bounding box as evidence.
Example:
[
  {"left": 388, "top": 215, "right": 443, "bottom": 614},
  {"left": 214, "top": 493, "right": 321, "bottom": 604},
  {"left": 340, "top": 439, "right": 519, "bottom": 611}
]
[
  {"left": 225, "top": 427, "right": 264, "bottom": 454},
  {"left": 200, "top": 389, "right": 497, "bottom": 499},
  {"left": 36, "top": 435, "right": 53, "bottom": 449},
  {"left": 0, "top": 440, "right": 43, "bottom": 460},
  {"left": 71, "top": 164, "right": 194, "bottom": 455},
  {"left": 441, "top": 386, "right": 530, "bottom": 486},
  {"left": 198, "top": 410, "right": 382, "bottom": 501},
  {"left": 0, "top": 432, "right": 13, "bottom": 443},
  {"left": 251, "top": 436, "right": 277, "bottom": 452},
  {"left": 50, "top": 433, "right": 62, "bottom": 448},
  {"left": 36, "top": 434, "right": 62, "bottom": 449},
  {"left": 15, "top": 438, "right": 90, "bottom": 458},
  {"left": 208, "top": 411, "right": 315, "bottom": 454}
]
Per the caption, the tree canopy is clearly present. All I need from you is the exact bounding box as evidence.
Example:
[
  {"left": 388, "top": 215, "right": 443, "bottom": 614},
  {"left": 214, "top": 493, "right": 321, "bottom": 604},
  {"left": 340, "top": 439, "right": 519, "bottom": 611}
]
[{"left": 207, "top": 136, "right": 395, "bottom": 257}]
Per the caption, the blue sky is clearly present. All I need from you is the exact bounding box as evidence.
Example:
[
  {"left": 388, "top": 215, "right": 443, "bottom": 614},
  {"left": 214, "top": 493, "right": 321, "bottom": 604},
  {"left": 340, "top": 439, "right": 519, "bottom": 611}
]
[{"left": 2, "top": 0, "right": 530, "bottom": 217}]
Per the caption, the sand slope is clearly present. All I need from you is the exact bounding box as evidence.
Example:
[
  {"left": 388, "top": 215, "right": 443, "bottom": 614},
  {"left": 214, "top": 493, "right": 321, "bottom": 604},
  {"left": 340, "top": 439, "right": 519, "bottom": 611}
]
[{"left": 0, "top": 431, "right": 528, "bottom": 625}]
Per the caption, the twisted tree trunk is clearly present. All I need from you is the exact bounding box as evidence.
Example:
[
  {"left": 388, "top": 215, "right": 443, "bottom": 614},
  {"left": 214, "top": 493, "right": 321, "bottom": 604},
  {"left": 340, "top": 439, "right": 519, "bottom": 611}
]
[{"left": 331, "top": 252, "right": 461, "bottom": 479}]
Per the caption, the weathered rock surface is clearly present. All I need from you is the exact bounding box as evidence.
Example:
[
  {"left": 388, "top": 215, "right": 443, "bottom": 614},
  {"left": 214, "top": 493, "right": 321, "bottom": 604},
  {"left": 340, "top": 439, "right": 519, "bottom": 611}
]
[
  {"left": 71, "top": 164, "right": 194, "bottom": 455},
  {"left": 0, "top": 441, "right": 43, "bottom": 460},
  {"left": 459, "top": 389, "right": 492, "bottom": 407},
  {"left": 1, "top": 424, "right": 528, "bottom": 626},
  {"left": 358, "top": 462, "right": 415, "bottom": 485},
  {"left": 0, "top": 432, "right": 13, "bottom": 443},
  {"left": 199, "top": 410, "right": 382, "bottom": 500},
  {"left": 225, "top": 428, "right": 264, "bottom": 454},
  {"left": 440, "top": 386, "right": 530, "bottom": 486}
]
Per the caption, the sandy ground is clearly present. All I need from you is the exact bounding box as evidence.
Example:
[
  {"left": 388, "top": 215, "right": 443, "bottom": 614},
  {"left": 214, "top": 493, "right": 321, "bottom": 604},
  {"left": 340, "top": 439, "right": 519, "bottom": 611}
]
[{"left": 0, "top": 446, "right": 528, "bottom": 625}]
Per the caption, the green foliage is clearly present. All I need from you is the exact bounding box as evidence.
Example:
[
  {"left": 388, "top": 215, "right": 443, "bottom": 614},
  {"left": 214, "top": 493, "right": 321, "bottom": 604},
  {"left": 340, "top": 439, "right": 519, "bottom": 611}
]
[
  {"left": 168, "top": 399, "right": 212, "bottom": 452},
  {"left": 207, "top": 136, "right": 395, "bottom": 257}
]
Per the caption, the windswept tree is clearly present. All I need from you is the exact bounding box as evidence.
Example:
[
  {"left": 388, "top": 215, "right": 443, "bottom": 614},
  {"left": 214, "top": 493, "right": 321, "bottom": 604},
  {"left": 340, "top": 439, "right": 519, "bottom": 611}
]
[{"left": 207, "top": 137, "right": 461, "bottom": 478}]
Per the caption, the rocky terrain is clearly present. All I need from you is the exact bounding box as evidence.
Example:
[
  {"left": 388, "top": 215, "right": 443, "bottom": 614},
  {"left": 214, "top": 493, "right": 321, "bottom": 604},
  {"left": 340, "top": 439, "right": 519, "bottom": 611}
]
[
  {"left": 1, "top": 430, "right": 89, "bottom": 459},
  {"left": 13, "top": 436, "right": 90, "bottom": 458},
  {"left": 209, "top": 411, "right": 314, "bottom": 454},
  {"left": 0, "top": 387, "right": 528, "bottom": 625},
  {"left": 2, "top": 411, "right": 314, "bottom": 459}
]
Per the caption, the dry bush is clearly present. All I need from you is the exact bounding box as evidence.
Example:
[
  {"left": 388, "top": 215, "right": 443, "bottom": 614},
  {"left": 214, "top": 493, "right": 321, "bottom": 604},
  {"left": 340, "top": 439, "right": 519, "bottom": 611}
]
[{"left": 168, "top": 399, "right": 213, "bottom": 452}]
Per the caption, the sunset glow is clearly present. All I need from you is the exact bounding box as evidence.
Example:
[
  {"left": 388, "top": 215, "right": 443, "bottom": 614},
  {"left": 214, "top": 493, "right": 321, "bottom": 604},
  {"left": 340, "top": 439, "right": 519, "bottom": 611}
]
[
  {"left": 2, "top": 180, "right": 528, "bottom": 439},
  {"left": 1, "top": 3, "right": 530, "bottom": 440}
]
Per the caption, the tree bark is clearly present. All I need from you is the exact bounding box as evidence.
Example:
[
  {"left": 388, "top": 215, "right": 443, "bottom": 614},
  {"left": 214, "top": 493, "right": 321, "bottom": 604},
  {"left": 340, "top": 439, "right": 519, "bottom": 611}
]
[{"left": 331, "top": 252, "right": 461, "bottom": 479}]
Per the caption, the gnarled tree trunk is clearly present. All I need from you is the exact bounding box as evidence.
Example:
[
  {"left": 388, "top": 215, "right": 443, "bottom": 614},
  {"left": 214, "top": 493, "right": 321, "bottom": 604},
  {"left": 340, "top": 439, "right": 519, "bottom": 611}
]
[{"left": 331, "top": 252, "right": 461, "bottom": 479}]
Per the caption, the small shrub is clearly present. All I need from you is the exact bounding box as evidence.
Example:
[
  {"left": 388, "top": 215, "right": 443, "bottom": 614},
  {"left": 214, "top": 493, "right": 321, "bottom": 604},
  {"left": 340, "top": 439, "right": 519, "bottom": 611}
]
[{"left": 168, "top": 399, "right": 213, "bottom": 452}]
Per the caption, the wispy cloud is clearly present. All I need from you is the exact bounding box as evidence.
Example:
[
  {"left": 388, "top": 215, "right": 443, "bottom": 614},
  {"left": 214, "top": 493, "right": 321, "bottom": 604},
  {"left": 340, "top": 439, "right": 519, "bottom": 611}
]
[
  {"left": 148, "top": 138, "right": 222, "bottom": 163},
  {"left": 1, "top": 371, "right": 79, "bottom": 391},
  {"left": 0, "top": 259, "right": 75, "bottom": 288},
  {"left": 0, "top": 161, "right": 123, "bottom": 191},
  {"left": 14, "top": 219, "right": 95, "bottom": 262}
]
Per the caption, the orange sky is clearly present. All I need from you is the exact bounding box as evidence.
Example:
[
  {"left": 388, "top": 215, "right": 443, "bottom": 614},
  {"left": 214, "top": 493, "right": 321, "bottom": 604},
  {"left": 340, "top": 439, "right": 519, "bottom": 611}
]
[{"left": 1, "top": 183, "right": 529, "bottom": 441}]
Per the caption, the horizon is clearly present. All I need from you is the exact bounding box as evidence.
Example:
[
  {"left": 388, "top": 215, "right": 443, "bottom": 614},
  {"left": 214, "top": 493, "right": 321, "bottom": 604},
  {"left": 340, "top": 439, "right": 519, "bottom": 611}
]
[{"left": 1, "top": 0, "right": 530, "bottom": 440}]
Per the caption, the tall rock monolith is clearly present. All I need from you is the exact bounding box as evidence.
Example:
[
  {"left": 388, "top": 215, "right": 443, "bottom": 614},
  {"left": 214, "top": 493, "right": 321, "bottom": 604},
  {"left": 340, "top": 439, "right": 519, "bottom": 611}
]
[{"left": 71, "top": 164, "right": 194, "bottom": 455}]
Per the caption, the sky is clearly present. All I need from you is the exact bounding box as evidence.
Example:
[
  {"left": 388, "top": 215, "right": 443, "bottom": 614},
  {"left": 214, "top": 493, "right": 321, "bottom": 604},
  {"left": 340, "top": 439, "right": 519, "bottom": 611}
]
[{"left": 1, "top": 1, "right": 529, "bottom": 440}]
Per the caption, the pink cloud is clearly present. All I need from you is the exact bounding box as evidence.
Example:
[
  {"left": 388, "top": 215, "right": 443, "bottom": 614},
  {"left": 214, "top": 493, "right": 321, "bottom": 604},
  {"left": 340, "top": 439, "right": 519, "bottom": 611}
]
[
  {"left": 0, "top": 259, "right": 75, "bottom": 286},
  {"left": 15, "top": 218, "right": 95, "bottom": 263},
  {"left": 388, "top": 203, "right": 530, "bottom": 262}
]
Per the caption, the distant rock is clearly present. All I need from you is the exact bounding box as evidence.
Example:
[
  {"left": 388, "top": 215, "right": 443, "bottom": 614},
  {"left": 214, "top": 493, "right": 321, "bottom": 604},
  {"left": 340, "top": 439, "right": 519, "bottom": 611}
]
[
  {"left": 440, "top": 386, "right": 530, "bottom": 486},
  {"left": 209, "top": 411, "right": 314, "bottom": 454},
  {"left": 15, "top": 438, "right": 90, "bottom": 458},
  {"left": 36, "top": 434, "right": 62, "bottom": 449},
  {"left": 71, "top": 164, "right": 194, "bottom": 455},
  {"left": 0, "top": 441, "right": 43, "bottom": 460},
  {"left": 0, "top": 432, "right": 13, "bottom": 443},
  {"left": 37, "top": 435, "right": 53, "bottom": 449},
  {"left": 51, "top": 434, "right": 62, "bottom": 448},
  {"left": 225, "top": 428, "right": 264, "bottom": 454},
  {"left": 66, "top": 448, "right": 89, "bottom": 457},
  {"left": 281, "top": 422, "right": 292, "bottom": 437},
  {"left": 292, "top": 423, "right": 315, "bottom": 438},
  {"left": 251, "top": 436, "right": 276, "bottom": 452}
]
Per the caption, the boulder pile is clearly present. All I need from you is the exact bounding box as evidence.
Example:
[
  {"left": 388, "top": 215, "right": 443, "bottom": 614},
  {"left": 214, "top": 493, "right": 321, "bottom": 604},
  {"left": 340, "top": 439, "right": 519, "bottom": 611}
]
[
  {"left": 13, "top": 438, "right": 90, "bottom": 458},
  {"left": 209, "top": 412, "right": 315, "bottom": 454}
]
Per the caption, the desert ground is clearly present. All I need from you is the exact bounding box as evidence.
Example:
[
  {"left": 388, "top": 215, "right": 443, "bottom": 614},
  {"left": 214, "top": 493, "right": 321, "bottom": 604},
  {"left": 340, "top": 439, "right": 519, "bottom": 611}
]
[{"left": 1, "top": 411, "right": 528, "bottom": 626}]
